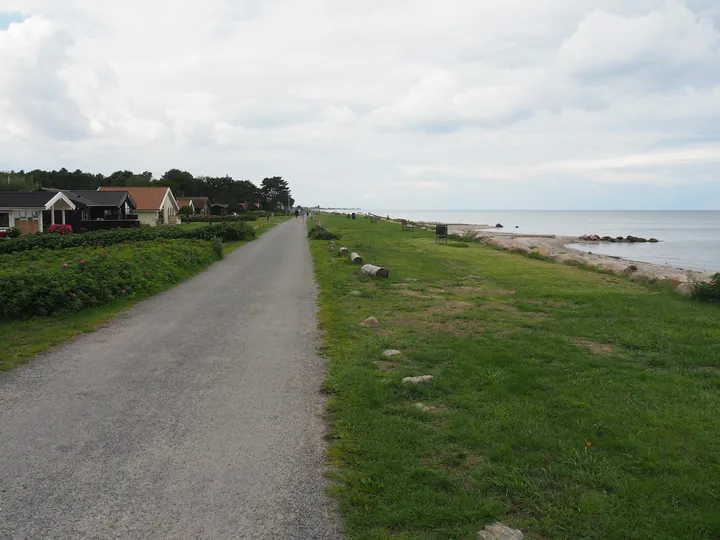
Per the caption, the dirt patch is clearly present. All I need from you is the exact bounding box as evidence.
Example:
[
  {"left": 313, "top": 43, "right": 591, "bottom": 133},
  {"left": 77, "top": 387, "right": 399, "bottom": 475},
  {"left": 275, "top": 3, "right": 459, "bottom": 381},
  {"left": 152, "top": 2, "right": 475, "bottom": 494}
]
[
  {"left": 479, "top": 302, "right": 518, "bottom": 312},
  {"left": 426, "top": 320, "right": 487, "bottom": 337},
  {"left": 427, "top": 301, "right": 474, "bottom": 315},
  {"left": 397, "top": 289, "right": 442, "bottom": 299},
  {"left": 575, "top": 339, "right": 617, "bottom": 355},
  {"left": 695, "top": 366, "right": 720, "bottom": 374},
  {"left": 451, "top": 286, "right": 516, "bottom": 296},
  {"left": 519, "top": 299, "right": 572, "bottom": 308},
  {"left": 376, "top": 360, "right": 400, "bottom": 372}
]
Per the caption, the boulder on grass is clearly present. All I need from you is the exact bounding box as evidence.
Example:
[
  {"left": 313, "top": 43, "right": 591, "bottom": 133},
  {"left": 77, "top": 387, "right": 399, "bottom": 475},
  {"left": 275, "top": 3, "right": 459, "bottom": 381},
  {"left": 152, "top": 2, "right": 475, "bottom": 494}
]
[
  {"left": 361, "top": 316, "right": 380, "bottom": 326},
  {"left": 675, "top": 283, "right": 694, "bottom": 297},
  {"left": 402, "top": 375, "right": 434, "bottom": 386},
  {"left": 383, "top": 349, "right": 402, "bottom": 357},
  {"left": 477, "top": 523, "right": 524, "bottom": 540}
]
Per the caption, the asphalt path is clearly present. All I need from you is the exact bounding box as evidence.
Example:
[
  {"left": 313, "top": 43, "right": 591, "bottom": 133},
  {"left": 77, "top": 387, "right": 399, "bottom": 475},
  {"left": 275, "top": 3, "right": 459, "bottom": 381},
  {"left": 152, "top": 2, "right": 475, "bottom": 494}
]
[{"left": 0, "top": 218, "right": 341, "bottom": 539}]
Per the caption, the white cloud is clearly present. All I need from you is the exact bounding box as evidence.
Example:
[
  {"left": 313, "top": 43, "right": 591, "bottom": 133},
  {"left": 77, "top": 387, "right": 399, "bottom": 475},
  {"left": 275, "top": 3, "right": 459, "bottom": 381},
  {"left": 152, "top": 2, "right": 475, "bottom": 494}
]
[{"left": 0, "top": 0, "right": 719, "bottom": 208}]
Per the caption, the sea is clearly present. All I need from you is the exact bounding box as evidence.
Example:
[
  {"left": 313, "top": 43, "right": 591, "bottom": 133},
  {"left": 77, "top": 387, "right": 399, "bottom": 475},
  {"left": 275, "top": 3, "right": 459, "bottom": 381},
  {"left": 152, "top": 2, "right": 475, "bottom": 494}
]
[{"left": 360, "top": 210, "right": 720, "bottom": 273}]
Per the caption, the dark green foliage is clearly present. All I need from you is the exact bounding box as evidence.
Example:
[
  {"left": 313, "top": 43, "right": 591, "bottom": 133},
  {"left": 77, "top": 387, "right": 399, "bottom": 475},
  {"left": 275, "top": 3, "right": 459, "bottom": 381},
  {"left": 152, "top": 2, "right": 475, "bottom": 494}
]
[
  {"left": 211, "top": 238, "right": 224, "bottom": 260},
  {"left": 260, "top": 176, "right": 294, "bottom": 211},
  {"left": 694, "top": 273, "right": 720, "bottom": 302},
  {"left": 0, "top": 241, "right": 219, "bottom": 320},
  {"left": 181, "top": 215, "right": 257, "bottom": 223},
  {"left": 0, "top": 222, "right": 255, "bottom": 254},
  {"left": 308, "top": 226, "right": 340, "bottom": 240}
]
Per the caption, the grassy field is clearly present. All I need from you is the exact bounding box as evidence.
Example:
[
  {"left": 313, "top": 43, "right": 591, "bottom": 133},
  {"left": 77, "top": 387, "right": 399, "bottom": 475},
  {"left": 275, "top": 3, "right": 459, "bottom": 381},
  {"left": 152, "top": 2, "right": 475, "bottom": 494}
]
[
  {"left": 0, "top": 219, "right": 284, "bottom": 372},
  {"left": 309, "top": 214, "right": 720, "bottom": 539}
]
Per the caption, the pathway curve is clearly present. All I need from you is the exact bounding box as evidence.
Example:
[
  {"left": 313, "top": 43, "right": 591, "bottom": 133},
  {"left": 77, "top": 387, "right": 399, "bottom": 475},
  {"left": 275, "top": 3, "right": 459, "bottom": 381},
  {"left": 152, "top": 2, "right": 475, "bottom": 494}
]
[{"left": 0, "top": 218, "right": 341, "bottom": 539}]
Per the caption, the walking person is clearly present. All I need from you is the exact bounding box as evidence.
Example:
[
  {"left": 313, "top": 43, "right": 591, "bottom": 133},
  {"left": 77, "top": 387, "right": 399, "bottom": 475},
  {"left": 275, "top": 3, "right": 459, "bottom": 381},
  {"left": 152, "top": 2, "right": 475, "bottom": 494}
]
[{"left": 295, "top": 208, "right": 299, "bottom": 219}]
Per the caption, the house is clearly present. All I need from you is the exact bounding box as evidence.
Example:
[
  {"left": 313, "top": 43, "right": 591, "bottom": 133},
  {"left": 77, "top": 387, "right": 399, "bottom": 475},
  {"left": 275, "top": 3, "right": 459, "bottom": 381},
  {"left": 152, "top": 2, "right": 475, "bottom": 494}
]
[
  {"left": 42, "top": 189, "right": 139, "bottom": 230},
  {"left": 98, "top": 186, "right": 180, "bottom": 226},
  {"left": 210, "top": 203, "right": 229, "bottom": 216},
  {"left": 176, "top": 197, "right": 195, "bottom": 214},
  {"left": 188, "top": 197, "right": 211, "bottom": 215},
  {"left": 0, "top": 191, "right": 77, "bottom": 235}
]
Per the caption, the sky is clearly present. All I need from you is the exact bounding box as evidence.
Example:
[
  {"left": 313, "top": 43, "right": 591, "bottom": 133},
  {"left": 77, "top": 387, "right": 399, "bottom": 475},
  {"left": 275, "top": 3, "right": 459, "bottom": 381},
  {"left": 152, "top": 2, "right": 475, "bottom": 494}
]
[{"left": 0, "top": 0, "right": 719, "bottom": 210}]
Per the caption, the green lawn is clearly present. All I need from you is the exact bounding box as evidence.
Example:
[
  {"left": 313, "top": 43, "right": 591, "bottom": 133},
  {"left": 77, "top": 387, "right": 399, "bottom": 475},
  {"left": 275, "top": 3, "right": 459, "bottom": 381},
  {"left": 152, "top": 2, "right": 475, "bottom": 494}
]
[
  {"left": 0, "top": 219, "right": 285, "bottom": 372},
  {"left": 310, "top": 214, "right": 720, "bottom": 539}
]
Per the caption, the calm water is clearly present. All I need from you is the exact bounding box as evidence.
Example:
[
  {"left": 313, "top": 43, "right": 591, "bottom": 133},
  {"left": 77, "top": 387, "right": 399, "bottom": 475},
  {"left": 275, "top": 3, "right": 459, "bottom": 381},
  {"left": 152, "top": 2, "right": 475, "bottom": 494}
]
[{"left": 364, "top": 210, "right": 720, "bottom": 272}]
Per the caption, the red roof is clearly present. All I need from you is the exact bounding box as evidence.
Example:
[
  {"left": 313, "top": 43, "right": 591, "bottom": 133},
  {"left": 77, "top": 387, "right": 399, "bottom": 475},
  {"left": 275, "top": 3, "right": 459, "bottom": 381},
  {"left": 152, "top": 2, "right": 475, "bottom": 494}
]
[{"left": 98, "top": 186, "right": 174, "bottom": 211}]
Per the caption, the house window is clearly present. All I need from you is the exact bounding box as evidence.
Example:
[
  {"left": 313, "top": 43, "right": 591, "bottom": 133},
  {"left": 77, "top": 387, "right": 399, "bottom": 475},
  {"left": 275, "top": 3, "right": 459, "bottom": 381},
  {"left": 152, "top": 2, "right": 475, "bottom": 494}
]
[{"left": 0, "top": 212, "right": 9, "bottom": 227}]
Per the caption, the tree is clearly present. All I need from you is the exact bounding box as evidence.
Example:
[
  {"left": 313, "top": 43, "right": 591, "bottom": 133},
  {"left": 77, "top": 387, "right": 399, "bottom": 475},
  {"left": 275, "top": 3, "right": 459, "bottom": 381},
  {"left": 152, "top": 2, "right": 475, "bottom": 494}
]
[
  {"left": 159, "top": 169, "right": 196, "bottom": 197},
  {"left": 260, "top": 176, "right": 293, "bottom": 211},
  {"left": 179, "top": 205, "right": 194, "bottom": 216}
]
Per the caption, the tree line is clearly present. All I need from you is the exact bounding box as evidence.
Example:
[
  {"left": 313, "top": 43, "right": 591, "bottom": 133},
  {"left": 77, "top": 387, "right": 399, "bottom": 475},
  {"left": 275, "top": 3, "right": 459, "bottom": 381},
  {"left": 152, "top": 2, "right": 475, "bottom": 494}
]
[{"left": 0, "top": 168, "right": 294, "bottom": 212}]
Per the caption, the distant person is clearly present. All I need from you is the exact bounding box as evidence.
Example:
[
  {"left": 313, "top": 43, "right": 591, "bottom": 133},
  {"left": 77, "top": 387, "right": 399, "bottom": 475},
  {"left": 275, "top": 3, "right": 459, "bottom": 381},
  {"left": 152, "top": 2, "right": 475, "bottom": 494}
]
[{"left": 295, "top": 209, "right": 299, "bottom": 219}]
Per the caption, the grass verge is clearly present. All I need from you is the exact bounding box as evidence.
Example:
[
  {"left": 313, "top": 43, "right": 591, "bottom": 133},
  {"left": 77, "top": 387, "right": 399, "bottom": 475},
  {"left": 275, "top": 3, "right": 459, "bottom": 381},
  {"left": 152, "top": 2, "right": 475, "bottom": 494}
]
[
  {"left": 0, "top": 219, "right": 285, "bottom": 372},
  {"left": 310, "top": 214, "right": 720, "bottom": 539}
]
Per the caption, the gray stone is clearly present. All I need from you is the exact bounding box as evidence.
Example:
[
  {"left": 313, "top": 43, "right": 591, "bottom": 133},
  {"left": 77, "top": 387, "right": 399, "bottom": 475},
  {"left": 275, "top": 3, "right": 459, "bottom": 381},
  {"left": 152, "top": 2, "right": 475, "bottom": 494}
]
[
  {"left": 349, "top": 291, "right": 362, "bottom": 296},
  {"left": 402, "top": 375, "right": 434, "bottom": 385},
  {"left": 414, "top": 403, "right": 431, "bottom": 412},
  {"left": 382, "top": 350, "right": 402, "bottom": 357},
  {"left": 675, "top": 282, "right": 694, "bottom": 297},
  {"left": 477, "top": 522, "right": 524, "bottom": 540},
  {"left": 362, "top": 316, "right": 379, "bottom": 326}
]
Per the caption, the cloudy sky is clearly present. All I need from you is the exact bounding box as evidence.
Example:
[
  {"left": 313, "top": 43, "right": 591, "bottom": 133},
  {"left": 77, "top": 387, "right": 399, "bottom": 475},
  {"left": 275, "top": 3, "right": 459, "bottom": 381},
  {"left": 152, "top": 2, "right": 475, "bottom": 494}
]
[{"left": 1, "top": 0, "right": 719, "bottom": 209}]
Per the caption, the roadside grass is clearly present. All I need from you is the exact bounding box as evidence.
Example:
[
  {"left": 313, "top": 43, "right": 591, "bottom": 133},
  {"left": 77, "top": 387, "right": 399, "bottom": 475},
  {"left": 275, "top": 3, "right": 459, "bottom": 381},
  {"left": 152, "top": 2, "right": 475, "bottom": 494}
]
[
  {"left": 310, "top": 215, "right": 720, "bottom": 539},
  {"left": 0, "top": 219, "right": 285, "bottom": 372}
]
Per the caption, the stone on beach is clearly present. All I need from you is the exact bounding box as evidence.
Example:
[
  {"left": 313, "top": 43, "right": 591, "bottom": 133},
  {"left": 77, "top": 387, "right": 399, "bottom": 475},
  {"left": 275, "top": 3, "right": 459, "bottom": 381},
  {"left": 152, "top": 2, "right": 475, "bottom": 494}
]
[
  {"left": 553, "top": 253, "right": 586, "bottom": 266},
  {"left": 402, "top": 375, "right": 434, "bottom": 386}
]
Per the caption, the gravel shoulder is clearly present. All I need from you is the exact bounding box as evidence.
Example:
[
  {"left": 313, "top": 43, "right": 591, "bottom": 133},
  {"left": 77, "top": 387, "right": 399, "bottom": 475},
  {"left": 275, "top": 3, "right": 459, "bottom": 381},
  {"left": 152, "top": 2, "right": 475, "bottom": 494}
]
[{"left": 0, "top": 218, "right": 341, "bottom": 539}]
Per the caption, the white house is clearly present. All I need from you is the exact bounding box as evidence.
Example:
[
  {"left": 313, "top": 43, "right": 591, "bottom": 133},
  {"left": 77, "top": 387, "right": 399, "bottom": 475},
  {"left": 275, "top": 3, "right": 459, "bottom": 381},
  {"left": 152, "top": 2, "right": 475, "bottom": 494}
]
[
  {"left": 97, "top": 186, "right": 180, "bottom": 226},
  {"left": 0, "top": 191, "right": 76, "bottom": 234}
]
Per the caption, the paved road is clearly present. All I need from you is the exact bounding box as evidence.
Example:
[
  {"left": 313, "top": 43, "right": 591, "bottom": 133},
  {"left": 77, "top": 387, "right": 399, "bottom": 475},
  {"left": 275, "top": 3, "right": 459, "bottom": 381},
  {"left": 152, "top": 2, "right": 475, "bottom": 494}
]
[{"left": 0, "top": 219, "right": 341, "bottom": 539}]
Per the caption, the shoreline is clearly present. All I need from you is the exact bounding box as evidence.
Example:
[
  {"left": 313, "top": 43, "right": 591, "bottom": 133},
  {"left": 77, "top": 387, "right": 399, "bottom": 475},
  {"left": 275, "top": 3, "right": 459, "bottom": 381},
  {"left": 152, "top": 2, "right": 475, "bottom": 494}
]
[
  {"left": 442, "top": 223, "right": 713, "bottom": 284},
  {"left": 344, "top": 213, "right": 714, "bottom": 284}
]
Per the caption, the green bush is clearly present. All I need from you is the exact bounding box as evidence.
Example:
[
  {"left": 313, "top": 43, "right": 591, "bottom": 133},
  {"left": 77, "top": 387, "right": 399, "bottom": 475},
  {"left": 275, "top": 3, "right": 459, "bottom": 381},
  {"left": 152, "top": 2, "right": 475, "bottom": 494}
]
[
  {"left": 0, "top": 222, "right": 255, "bottom": 254},
  {"left": 308, "top": 226, "right": 340, "bottom": 240},
  {"left": 694, "top": 273, "right": 720, "bottom": 302},
  {"left": 181, "top": 215, "right": 257, "bottom": 223},
  {"left": 0, "top": 240, "right": 220, "bottom": 320}
]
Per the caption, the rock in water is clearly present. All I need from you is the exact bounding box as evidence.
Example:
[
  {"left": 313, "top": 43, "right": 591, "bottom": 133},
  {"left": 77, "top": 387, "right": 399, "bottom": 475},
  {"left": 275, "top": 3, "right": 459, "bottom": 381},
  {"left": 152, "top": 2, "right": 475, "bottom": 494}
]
[
  {"left": 649, "top": 238, "right": 659, "bottom": 243},
  {"left": 477, "top": 523, "right": 524, "bottom": 540},
  {"left": 402, "top": 375, "right": 434, "bottom": 385},
  {"left": 383, "top": 350, "right": 402, "bottom": 357},
  {"left": 495, "top": 223, "right": 504, "bottom": 228}
]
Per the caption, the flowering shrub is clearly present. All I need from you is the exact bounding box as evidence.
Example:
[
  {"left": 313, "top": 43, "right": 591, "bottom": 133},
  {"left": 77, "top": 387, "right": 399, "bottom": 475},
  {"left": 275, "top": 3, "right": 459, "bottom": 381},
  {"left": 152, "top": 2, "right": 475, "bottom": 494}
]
[
  {"left": 0, "top": 222, "right": 255, "bottom": 254},
  {"left": 47, "top": 224, "right": 73, "bottom": 235},
  {"left": 0, "top": 240, "right": 220, "bottom": 320},
  {"left": 0, "top": 227, "right": 20, "bottom": 239}
]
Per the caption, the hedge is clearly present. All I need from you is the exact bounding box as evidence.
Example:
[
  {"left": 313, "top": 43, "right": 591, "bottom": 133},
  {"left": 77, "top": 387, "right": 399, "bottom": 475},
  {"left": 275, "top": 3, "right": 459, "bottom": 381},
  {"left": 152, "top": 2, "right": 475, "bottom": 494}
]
[
  {"left": 0, "top": 222, "right": 255, "bottom": 254},
  {"left": 181, "top": 215, "right": 257, "bottom": 223},
  {"left": 0, "top": 240, "right": 220, "bottom": 320}
]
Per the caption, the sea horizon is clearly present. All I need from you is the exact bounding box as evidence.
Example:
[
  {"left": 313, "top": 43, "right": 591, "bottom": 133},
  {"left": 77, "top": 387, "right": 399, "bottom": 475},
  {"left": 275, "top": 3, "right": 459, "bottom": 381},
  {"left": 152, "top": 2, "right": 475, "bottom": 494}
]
[{"left": 347, "top": 209, "right": 720, "bottom": 273}]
